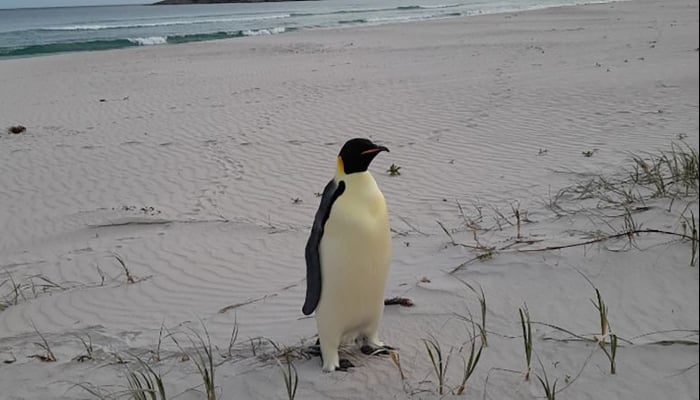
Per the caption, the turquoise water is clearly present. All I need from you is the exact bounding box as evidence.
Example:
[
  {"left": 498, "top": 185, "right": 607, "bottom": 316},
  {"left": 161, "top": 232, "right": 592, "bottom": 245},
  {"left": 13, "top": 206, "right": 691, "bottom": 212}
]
[{"left": 0, "top": 0, "right": 608, "bottom": 58}]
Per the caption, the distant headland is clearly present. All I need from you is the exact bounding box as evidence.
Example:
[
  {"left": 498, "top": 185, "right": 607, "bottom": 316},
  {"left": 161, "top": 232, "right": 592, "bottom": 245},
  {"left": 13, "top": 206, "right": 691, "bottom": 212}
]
[{"left": 153, "top": 0, "right": 314, "bottom": 4}]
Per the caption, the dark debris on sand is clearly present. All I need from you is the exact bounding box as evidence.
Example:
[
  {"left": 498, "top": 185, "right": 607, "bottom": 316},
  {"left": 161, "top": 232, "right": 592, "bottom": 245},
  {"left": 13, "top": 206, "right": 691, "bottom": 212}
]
[
  {"left": 7, "top": 125, "right": 26, "bottom": 134},
  {"left": 384, "top": 297, "right": 414, "bottom": 307}
]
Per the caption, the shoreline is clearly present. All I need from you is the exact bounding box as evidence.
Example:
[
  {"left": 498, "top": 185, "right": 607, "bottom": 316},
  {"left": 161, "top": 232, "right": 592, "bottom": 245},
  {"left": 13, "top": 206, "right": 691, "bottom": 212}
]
[{"left": 0, "top": 0, "right": 621, "bottom": 61}]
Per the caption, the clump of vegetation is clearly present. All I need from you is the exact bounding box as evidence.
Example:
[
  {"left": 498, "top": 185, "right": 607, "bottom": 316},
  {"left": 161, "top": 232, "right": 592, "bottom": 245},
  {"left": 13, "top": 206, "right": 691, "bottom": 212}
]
[
  {"left": 542, "top": 141, "right": 699, "bottom": 266},
  {"left": 455, "top": 334, "right": 484, "bottom": 395},
  {"left": 387, "top": 163, "right": 402, "bottom": 176},
  {"left": 115, "top": 254, "right": 137, "bottom": 284},
  {"left": 555, "top": 142, "right": 698, "bottom": 209},
  {"left": 422, "top": 324, "right": 484, "bottom": 397},
  {"left": 591, "top": 288, "right": 618, "bottom": 374},
  {"left": 30, "top": 322, "right": 57, "bottom": 362},
  {"left": 171, "top": 324, "right": 217, "bottom": 400},
  {"left": 76, "top": 355, "right": 167, "bottom": 399},
  {"left": 125, "top": 358, "right": 168, "bottom": 400},
  {"left": 536, "top": 359, "right": 558, "bottom": 400},
  {"left": 629, "top": 142, "right": 698, "bottom": 197},
  {"left": 1, "top": 272, "right": 69, "bottom": 311},
  {"left": 519, "top": 305, "right": 533, "bottom": 381},
  {"left": 681, "top": 209, "right": 698, "bottom": 266},
  {"left": 276, "top": 352, "right": 299, "bottom": 400},
  {"left": 423, "top": 336, "right": 451, "bottom": 395},
  {"left": 73, "top": 333, "right": 94, "bottom": 362}
]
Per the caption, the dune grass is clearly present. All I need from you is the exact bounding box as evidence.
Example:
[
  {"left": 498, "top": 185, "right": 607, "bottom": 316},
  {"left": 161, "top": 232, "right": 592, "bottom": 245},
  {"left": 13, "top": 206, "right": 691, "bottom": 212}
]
[
  {"left": 30, "top": 322, "right": 56, "bottom": 362},
  {"left": 423, "top": 336, "right": 451, "bottom": 395},
  {"left": 551, "top": 141, "right": 698, "bottom": 212},
  {"left": 519, "top": 306, "right": 533, "bottom": 381},
  {"left": 114, "top": 254, "right": 137, "bottom": 284},
  {"left": 170, "top": 324, "right": 217, "bottom": 400},
  {"left": 455, "top": 335, "right": 484, "bottom": 395},
  {"left": 681, "top": 208, "right": 698, "bottom": 266},
  {"left": 73, "top": 333, "right": 94, "bottom": 362},
  {"left": 215, "top": 316, "right": 239, "bottom": 360},
  {"left": 0, "top": 272, "right": 70, "bottom": 311},
  {"left": 536, "top": 358, "right": 558, "bottom": 400},
  {"left": 276, "top": 352, "right": 300, "bottom": 400},
  {"left": 590, "top": 287, "right": 618, "bottom": 374},
  {"left": 630, "top": 142, "right": 699, "bottom": 197},
  {"left": 125, "top": 358, "right": 168, "bottom": 400}
]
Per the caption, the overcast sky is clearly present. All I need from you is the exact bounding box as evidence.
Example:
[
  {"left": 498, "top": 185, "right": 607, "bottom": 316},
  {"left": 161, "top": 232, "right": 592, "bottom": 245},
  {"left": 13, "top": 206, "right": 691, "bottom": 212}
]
[{"left": 0, "top": 0, "right": 147, "bottom": 8}]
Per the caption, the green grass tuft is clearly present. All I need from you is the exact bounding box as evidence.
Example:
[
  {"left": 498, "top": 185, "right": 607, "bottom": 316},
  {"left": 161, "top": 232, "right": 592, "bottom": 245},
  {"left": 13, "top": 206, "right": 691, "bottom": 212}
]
[
  {"left": 276, "top": 351, "right": 299, "bottom": 400},
  {"left": 170, "top": 323, "right": 217, "bottom": 400},
  {"left": 423, "top": 336, "right": 451, "bottom": 395},
  {"left": 519, "top": 305, "right": 533, "bottom": 381}
]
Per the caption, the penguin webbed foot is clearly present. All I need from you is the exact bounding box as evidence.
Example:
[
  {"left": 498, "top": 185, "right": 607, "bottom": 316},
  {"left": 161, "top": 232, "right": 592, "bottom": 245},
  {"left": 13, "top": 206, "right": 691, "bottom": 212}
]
[
  {"left": 336, "top": 359, "right": 355, "bottom": 371},
  {"left": 306, "top": 338, "right": 322, "bottom": 357},
  {"left": 360, "top": 344, "right": 396, "bottom": 356},
  {"left": 306, "top": 345, "right": 321, "bottom": 357}
]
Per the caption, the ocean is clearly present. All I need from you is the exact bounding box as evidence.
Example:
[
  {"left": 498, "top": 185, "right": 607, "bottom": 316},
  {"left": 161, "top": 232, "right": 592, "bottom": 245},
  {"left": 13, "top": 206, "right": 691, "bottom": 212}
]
[{"left": 0, "top": 0, "right": 609, "bottom": 58}]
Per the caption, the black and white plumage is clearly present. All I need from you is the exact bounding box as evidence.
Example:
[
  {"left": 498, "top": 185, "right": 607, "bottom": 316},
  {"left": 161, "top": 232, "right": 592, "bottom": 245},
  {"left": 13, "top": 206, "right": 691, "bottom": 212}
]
[{"left": 303, "top": 138, "right": 392, "bottom": 372}]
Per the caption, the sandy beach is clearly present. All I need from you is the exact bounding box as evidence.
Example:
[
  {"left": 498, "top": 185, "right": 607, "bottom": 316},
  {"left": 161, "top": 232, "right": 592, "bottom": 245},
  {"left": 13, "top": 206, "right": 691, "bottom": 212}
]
[{"left": 0, "top": 0, "right": 698, "bottom": 398}]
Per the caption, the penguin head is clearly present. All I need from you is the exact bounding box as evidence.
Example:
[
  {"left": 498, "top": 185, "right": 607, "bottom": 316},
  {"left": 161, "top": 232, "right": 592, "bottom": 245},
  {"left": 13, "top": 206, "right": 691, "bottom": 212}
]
[{"left": 337, "top": 138, "right": 389, "bottom": 175}]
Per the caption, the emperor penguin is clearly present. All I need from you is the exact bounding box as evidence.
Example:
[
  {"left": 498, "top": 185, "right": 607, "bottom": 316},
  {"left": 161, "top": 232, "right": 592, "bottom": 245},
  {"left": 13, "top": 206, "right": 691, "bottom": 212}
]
[{"left": 303, "top": 138, "right": 392, "bottom": 372}]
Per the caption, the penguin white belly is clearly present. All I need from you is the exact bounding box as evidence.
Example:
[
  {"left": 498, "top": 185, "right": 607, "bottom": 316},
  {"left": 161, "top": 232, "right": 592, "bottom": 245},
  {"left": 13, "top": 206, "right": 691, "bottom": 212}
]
[{"left": 316, "top": 174, "right": 391, "bottom": 370}]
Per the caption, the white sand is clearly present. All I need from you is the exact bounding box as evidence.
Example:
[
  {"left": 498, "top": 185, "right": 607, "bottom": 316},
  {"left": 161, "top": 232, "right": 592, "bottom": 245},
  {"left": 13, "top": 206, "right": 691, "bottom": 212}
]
[{"left": 0, "top": 0, "right": 698, "bottom": 398}]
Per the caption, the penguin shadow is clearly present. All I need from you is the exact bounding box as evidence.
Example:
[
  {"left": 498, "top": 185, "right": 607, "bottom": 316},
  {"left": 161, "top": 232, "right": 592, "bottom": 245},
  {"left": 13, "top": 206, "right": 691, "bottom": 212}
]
[{"left": 305, "top": 336, "right": 396, "bottom": 372}]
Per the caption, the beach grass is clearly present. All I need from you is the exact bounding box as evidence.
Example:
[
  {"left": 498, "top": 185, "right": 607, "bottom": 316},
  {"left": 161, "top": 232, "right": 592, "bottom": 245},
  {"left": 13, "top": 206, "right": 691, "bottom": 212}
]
[
  {"left": 30, "top": 322, "right": 56, "bottom": 362},
  {"left": 681, "top": 208, "right": 698, "bottom": 266},
  {"left": 216, "top": 316, "right": 239, "bottom": 360},
  {"left": 519, "top": 305, "right": 533, "bottom": 381},
  {"left": 455, "top": 335, "right": 483, "bottom": 395},
  {"left": 423, "top": 336, "right": 451, "bottom": 395},
  {"left": 150, "top": 322, "right": 165, "bottom": 363},
  {"left": 125, "top": 357, "right": 168, "bottom": 400},
  {"left": 73, "top": 333, "right": 94, "bottom": 362},
  {"left": 590, "top": 287, "right": 618, "bottom": 374},
  {"left": 536, "top": 358, "right": 558, "bottom": 400},
  {"left": 114, "top": 254, "right": 137, "bottom": 284},
  {"left": 170, "top": 323, "right": 217, "bottom": 400},
  {"left": 276, "top": 352, "right": 300, "bottom": 400}
]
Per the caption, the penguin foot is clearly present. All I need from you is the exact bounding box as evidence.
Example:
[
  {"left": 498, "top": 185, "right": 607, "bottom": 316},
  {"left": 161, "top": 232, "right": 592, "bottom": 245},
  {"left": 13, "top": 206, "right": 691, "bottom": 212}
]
[
  {"left": 336, "top": 359, "right": 355, "bottom": 371},
  {"left": 361, "top": 344, "right": 395, "bottom": 356},
  {"left": 306, "top": 345, "right": 321, "bottom": 357},
  {"left": 306, "top": 338, "right": 322, "bottom": 357}
]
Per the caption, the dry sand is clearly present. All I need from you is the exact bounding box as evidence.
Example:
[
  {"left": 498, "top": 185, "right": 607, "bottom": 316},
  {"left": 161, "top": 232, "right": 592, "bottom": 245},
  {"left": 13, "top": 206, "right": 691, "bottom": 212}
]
[{"left": 0, "top": 0, "right": 698, "bottom": 399}]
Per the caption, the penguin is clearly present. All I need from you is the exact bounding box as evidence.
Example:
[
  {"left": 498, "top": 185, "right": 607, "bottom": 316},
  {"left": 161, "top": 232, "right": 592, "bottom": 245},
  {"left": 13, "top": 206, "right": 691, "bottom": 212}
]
[{"left": 303, "top": 138, "right": 393, "bottom": 372}]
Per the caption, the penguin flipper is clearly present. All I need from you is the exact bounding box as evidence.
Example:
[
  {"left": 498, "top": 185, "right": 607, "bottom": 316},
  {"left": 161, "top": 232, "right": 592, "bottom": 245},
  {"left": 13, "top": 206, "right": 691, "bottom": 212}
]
[{"left": 303, "top": 179, "right": 345, "bottom": 315}]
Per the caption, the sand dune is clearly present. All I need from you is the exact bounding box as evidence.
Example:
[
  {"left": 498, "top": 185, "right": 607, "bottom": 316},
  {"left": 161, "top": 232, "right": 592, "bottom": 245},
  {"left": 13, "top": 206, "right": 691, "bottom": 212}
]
[{"left": 0, "top": 0, "right": 698, "bottom": 399}]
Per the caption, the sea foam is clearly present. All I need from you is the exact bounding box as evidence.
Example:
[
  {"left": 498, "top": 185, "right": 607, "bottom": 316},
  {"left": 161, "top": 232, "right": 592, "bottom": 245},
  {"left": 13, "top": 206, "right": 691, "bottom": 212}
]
[
  {"left": 42, "top": 14, "right": 291, "bottom": 32},
  {"left": 128, "top": 36, "right": 168, "bottom": 46},
  {"left": 242, "top": 27, "right": 286, "bottom": 36}
]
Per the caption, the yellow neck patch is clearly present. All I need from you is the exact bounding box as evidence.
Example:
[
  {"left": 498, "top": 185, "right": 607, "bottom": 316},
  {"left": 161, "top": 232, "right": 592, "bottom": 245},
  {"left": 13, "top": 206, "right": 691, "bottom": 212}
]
[{"left": 335, "top": 156, "right": 346, "bottom": 179}]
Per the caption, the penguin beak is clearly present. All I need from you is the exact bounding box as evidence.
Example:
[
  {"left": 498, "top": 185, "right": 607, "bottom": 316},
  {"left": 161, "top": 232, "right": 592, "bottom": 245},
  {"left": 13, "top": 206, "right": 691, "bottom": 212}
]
[{"left": 361, "top": 145, "right": 389, "bottom": 155}]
